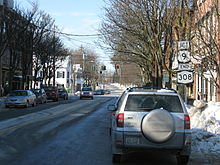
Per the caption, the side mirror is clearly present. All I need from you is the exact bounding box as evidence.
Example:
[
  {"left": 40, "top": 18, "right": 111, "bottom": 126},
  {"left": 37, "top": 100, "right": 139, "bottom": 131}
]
[{"left": 107, "top": 104, "right": 116, "bottom": 111}]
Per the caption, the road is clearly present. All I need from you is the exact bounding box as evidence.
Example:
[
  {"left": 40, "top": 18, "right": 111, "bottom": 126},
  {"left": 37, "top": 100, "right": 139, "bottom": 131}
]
[{"left": 0, "top": 85, "right": 219, "bottom": 165}]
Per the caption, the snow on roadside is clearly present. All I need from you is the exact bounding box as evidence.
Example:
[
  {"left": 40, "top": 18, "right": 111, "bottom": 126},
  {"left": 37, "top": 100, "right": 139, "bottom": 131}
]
[{"left": 188, "top": 101, "right": 220, "bottom": 154}]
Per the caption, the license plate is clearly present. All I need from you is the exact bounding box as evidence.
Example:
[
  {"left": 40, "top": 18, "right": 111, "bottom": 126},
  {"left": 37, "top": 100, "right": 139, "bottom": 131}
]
[{"left": 126, "top": 137, "right": 139, "bottom": 145}]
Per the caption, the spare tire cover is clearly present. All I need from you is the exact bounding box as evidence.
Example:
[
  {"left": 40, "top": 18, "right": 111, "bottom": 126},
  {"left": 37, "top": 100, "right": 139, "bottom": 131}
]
[{"left": 141, "top": 109, "right": 175, "bottom": 143}]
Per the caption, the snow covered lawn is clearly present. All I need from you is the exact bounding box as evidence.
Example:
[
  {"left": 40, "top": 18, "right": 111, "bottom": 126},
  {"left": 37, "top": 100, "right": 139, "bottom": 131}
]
[{"left": 188, "top": 101, "right": 220, "bottom": 155}]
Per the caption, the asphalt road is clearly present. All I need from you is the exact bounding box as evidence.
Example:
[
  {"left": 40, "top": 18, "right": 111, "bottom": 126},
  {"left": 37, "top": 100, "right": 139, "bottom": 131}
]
[
  {"left": 0, "top": 84, "right": 220, "bottom": 165},
  {"left": 0, "top": 96, "right": 79, "bottom": 122},
  {"left": 1, "top": 96, "right": 218, "bottom": 165}
]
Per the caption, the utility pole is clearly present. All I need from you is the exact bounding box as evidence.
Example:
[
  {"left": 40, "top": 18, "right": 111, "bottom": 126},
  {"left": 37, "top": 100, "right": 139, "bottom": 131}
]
[
  {"left": 53, "top": 25, "right": 56, "bottom": 86},
  {"left": 0, "top": 2, "right": 4, "bottom": 96}
]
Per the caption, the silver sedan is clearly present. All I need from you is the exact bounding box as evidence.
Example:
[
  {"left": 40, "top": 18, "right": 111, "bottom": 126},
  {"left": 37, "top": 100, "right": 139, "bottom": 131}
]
[{"left": 5, "top": 90, "right": 37, "bottom": 108}]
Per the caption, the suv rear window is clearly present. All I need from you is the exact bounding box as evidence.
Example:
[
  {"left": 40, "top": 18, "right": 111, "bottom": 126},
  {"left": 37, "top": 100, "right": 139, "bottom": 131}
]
[{"left": 125, "top": 94, "right": 183, "bottom": 113}]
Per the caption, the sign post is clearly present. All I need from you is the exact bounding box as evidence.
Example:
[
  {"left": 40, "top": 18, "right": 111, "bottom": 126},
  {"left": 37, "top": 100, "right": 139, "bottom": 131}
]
[{"left": 177, "top": 41, "right": 193, "bottom": 104}]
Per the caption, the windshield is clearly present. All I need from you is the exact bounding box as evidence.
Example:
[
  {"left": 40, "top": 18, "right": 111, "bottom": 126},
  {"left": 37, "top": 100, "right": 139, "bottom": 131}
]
[
  {"left": 33, "top": 89, "right": 40, "bottom": 93},
  {"left": 125, "top": 94, "right": 183, "bottom": 112},
  {"left": 82, "top": 87, "right": 92, "bottom": 91},
  {"left": 44, "top": 87, "right": 56, "bottom": 91}
]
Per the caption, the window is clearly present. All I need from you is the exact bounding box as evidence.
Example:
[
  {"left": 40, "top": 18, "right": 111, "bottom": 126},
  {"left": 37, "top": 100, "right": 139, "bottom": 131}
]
[
  {"left": 125, "top": 95, "right": 183, "bottom": 113},
  {"left": 57, "top": 71, "right": 65, "bottom": 78},
  {"left": 67, "top": 72, "right": 70, "bottom": 78}
]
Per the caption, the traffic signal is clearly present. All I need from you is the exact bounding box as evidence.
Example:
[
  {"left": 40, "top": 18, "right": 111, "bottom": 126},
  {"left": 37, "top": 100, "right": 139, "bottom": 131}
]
[
  {"left": 115, "top": 64, "right": 120, "bottom": 69},
  {"left": 101, "top": 65, "right": 106, "bottom": 70}
]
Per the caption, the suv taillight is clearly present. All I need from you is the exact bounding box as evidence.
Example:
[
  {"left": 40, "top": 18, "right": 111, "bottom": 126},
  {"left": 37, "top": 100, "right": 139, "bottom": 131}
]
[
  {"left": 184, "top": 115, "right": 190, "bottom": 129},
  {"left": 117, "top": 113, "right": 124, "bottom": 127}
]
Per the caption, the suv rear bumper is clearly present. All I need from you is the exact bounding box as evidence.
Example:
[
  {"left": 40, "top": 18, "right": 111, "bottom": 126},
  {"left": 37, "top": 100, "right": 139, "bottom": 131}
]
[{"left": 112, "top": 130, "right": 191, "bottom": 155}]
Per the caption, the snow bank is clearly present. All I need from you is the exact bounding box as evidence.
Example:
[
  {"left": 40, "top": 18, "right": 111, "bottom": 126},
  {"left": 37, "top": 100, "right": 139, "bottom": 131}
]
[{"left": 188, "top": 101, "right": 220, "bottom": 154}]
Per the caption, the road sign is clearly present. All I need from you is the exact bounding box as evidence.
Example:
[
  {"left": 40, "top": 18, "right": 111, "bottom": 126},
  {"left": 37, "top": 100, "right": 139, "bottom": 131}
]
[
  {"left": 178, "top": 41, "right": 190, "bottom": 50},
  {"left": 178, "top": 50, "right": 191, "bottom": 63},
  {"left": 177, "top": 71, "right": 193, "bottom": 84},
  {"left": 178, "top": 63, "right": 192, "bottom": 70}
]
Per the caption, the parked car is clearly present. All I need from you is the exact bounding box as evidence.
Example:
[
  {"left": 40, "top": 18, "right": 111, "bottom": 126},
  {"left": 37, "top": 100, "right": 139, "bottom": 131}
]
[
  {"left": 58, "top": 88, "right": 68, "bottom": 100},
  {"left": 104, "top": 89, "right": 111, "bottom": 94},
  {"left": 5, "top": 90, "right": 37, "bottom": 108},
  {"left": 80, "top": 87, "right": 94, "bottom": 99},
  {"left": 43, "top": 86, "right": 59, "bottom": 102},
  {"left": 94, "top": 89, "right": 105, "bottom": 95},
  {"left": 108, "top": 87, "right": 191, "bottom": 164},
  {"left": 31, "top": 88, "right": 47, "bottom": 104}
]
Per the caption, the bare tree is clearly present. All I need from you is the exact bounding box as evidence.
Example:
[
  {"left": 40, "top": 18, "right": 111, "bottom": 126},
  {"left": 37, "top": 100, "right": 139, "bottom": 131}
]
[{"left": 100, "top": 0, "right": 194, "bottom": 87}]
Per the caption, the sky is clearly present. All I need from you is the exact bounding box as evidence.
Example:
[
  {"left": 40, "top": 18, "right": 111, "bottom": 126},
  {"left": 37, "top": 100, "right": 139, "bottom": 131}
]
[{"left": 15, "top": 0, "right": 113, "bottom": 70}]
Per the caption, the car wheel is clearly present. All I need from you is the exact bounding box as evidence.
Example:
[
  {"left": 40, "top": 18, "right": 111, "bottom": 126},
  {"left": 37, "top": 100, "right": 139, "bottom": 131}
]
[
  {"left": 91, "top": 97, "right": 93, "bottom": 100},
  {"left": 112, "top": 154, "right": 122, "bottom": 163},
  {"left": 32, "top": 101, "right": 36, "bottom": 107},
  {"left": 176, "top": 155, "right": 189, "bottom": 164},
  {"left": 80, "top": 97, "right": 82, "bottom": 99},
  {"left": 25, "top": 101, "right": 29, "bottom": 108},
  {"left": 5, "top": 105, "right": 9, "bottom": 108}
]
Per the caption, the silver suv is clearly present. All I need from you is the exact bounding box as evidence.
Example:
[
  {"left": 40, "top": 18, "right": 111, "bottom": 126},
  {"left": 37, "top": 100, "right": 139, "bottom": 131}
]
[{"left": 108, "top": 87, "right": 191, "bottom": 164}]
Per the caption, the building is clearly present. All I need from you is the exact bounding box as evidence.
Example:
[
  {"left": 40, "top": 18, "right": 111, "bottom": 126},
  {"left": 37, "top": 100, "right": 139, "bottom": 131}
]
[
  {"left": 192, "top": 0, "right": 220, "bottom": 101},
  {"left": 55, "top": 56, "right": 73, "bottom": 90},
  {"left": 0, "top": 0, "right": 34, "bottom": 95}
]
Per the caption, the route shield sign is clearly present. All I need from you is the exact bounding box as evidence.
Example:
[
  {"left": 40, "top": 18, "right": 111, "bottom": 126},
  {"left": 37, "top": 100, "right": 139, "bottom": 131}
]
[
  {"left": 178, "top": 50, "right": 191, "bottom": 63},
  {"left": 177, "top": 71, "right": 193, "bottom": 84},
  {"left": 178, "top": 41, "right": 190, "bottom": 50}
]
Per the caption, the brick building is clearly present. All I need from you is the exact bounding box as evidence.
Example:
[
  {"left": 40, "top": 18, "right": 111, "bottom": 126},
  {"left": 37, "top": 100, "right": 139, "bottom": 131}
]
[{"left": 192, "top": 0, "right": 220, "bottom": 101}]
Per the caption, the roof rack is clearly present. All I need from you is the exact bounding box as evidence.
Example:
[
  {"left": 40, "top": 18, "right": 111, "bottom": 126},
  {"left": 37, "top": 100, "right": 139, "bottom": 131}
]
[{"left": 127, "top": 87, "right": 177, "bottom": 93}]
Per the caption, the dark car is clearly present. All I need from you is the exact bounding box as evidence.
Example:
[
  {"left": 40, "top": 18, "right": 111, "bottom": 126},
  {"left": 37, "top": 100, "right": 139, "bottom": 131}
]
[
  {"left": 104, "top": 89, "right": 111, "bottom": 94},
  {"left": 94, "top": 89, "right": 105, "bottom": 95},
  {"left": 32, "top": 88, "right": 47, "bottom": 104},
  {"left": 43, "top": 86, "right": 59, "bottom": 102},
  {"left": 80, "top": 87, "right": 94, "bottom": 99},
  {"left": 58, "top": 88, "right": 68, "bottom": 100}
]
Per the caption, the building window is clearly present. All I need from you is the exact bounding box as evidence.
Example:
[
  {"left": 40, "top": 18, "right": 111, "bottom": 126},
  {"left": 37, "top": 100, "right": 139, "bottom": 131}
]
[
  {"left": 57, "top": 71, "right": 65, "bottom": 78},
  {"left": 67, "top": 72, "right": 70, "bottom": 78}
]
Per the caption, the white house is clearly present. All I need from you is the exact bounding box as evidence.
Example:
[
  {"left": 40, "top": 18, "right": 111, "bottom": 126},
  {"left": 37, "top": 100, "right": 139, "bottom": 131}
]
[{"left": 55, "top": 56, "right": 73, "bottom": 90}]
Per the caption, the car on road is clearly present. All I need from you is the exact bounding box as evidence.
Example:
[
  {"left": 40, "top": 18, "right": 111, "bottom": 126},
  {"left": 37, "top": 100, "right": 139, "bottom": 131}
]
[
  {"left": 5, "top": 90, "right": 37, "bottom": 108},
  {"left": 43, "top": 86, "right": 59, "bottom": 102},
  {"left": 94, "top": 89, "right": 105, "bottom": 95},
  {"left": 108, "top": 87, "right": 191, "bottom": 164},
  {"left": 58, "top": 88, "right": 68, "bottom": 100},
  {"left": 104, "top": 89, "right": 111, "bottom": 94},
  {"left": 80, "top": 87, "right": 94, "bottom": 99},
  {"left": 32, "top": 88, "right": 47, "bottom": 104}
]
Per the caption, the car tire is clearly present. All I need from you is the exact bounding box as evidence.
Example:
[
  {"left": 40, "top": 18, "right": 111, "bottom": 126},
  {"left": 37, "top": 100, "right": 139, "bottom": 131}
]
[
  {"left": 5, "top": 105, "right": 9, "bottom": 108},
  {"left": 112, "top": 154, "right": 122, "bottom": 163},
  {"left": 32, "top": 101, "right": 36, "bottom": 107},
  {"left": 176, "top": 155, "right": 189, "bottom": 164},
  {"left": 80, "top": 97, "right": 82, "bottom": 99},
  {"left": 25, "top": 101, "right": 29, "bottom": 108},
  {"left": 91, "top": 97, "right": 93, "bottom": 100}
]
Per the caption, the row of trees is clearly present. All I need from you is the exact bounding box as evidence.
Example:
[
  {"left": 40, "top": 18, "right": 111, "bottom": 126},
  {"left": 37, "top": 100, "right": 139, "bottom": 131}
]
[
  {"left": 0, "top": 3, "right": 69, "bottom": 94},
  {"left": 100, "top": 0, "right": 220, "bottom": 91}
]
